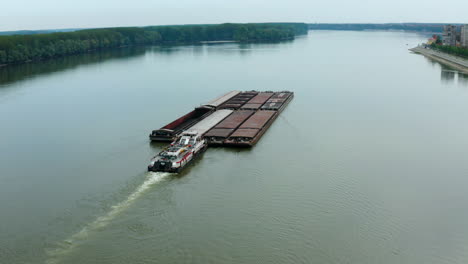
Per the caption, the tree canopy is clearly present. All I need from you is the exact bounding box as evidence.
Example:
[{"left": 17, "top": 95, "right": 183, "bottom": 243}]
[{"left": 0, "top": 23, "right": 308, "bottom": 66}]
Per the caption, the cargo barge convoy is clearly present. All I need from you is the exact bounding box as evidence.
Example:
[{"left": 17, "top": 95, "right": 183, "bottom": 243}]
[{"left": 148, "top": 90, "right": 293, "bottom": 172}]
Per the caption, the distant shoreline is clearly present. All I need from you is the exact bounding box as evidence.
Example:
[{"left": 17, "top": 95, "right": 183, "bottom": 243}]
[
  {"left": 0, "top": 23, "right": 308, "bottom": 67},
  {"left": 410, "top": 46, "right": 468, "bottom": 74},
  {"left": 309, "top": 29, "right": 438, "bottom": 34},
  {"left": 308, "top": 23, "right": 447, "bottom": 33},
  {"left": 199, "top": 40, "right": 238, "bottom": 44}
]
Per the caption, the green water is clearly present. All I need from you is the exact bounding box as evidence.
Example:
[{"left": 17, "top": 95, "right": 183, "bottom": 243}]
[{"left": 1, "top": 31, "right": 468, "bottom": 264}]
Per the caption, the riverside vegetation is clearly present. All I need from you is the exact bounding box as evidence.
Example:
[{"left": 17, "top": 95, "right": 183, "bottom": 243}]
[
  {"left": 0, "top": 23, "right": 308, "bottom": 66},
  {"left": 430, "top": 43, "right": 468, "bottom": 59},
  {"left": 308, "top": 23, "right": 447, "bottom": 32}
]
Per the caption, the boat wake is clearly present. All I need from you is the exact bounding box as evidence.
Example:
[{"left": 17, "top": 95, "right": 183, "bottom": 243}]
[{"left": 46, "top": 172, "right": 171, "bottom": 264}]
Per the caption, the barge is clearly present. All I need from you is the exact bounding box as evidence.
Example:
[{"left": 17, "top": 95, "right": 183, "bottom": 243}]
[
  {"left": 149, "top": 91, "right": 240, "bottom": 141},
  {"left": 207, "top": 91, "right": 294, "bottom": 147},
  {"left": 149, "top": 106, "right": 213, "bottom": 141},
  {"left": 148, "top": 90, "right": 293, "bottom": 172},
  {"left": 204, "top": 110, "right": 254, "bottom": 145}
]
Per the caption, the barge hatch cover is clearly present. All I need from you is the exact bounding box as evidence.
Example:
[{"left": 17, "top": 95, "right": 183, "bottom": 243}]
[
  {"left": 240, "top": 103, "right": 263, "bottom": 110},
  {"left": 239, "top": 110, "right": 276, "bottom": 129},
  {"left": 219, "top": 92, "right": 258, "bottom": 110},
  {"left": 186, "top": 109, "right": 233, "bottom": 136},
  {"left": 230, "top": 128, "right": 260, "bottom": 138},
  {"left": 214, "top": 110, "right": 254, "bottom": 129},
  {"left": 204, "top": 91, "right": 240, "bottom": 108},
  {"left": 245, "top": 92, "right": 274, "bottom": 105},
  {"left": 204, "top": 128, "right": 235, "bottom": 138}
]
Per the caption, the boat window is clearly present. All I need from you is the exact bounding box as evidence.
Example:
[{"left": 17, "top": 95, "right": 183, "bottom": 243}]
[{"left": 189, "top": 139, "right": 195, "bottom": 145}]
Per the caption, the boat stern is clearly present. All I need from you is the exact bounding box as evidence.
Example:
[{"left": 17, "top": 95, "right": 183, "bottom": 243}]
[{"left": 148, "top": 160, "right": 179, "bottom": 173}]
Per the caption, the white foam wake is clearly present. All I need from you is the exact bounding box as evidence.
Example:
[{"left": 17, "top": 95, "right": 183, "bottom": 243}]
[{"left": 46, "top": 172, "right": 170, "bottom": 264}]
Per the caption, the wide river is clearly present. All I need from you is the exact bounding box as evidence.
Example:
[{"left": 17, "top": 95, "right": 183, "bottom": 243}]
[{"left": 1, "top": 31, "right": 468, "bottom": 264}]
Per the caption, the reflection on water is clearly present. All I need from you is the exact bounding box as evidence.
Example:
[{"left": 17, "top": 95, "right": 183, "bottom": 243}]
[
  {"left": 441, "top": 69, "right": 456, "bottom": 83},
  {"left": 0, "top": 42, "right": 268, "bottom": 87},
  {"left": 441, "top": 69, "right": 468, "bottom": 85},
  {"left": 0, "top": 47, "right": 146, "bottom": 86},
  {"left": 459, "top": 73, "right": 468, "bottom": 85},
  {"left": 423, "top": 56, "right": 468, "bottom": 86}
]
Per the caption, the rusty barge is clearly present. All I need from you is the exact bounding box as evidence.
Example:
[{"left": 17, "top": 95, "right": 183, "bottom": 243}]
[
  {"left": 148, "top": 90, "right": 293, "bottom": 172},
  {"left": 149, "top": 90, "right": 239, "bottom": 141},
  {"left": 150, "top": 90, "right": 293, "bottom": 147}
]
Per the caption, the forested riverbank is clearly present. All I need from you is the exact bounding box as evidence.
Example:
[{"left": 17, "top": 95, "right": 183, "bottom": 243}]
[
  {"left": 309, "top": 23, "right": 446, "bottom": 33},
  {"left": 0, "top": 23, "right": 308, "bottom": 66}
]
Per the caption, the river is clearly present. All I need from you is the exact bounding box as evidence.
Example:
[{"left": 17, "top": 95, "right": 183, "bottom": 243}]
[{"left": 1, "top": 31, "right": 468, "bottom": 264}]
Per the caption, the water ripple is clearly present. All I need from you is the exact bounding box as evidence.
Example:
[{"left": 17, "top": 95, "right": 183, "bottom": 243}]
[{"left": 45, "top": 172, "right": 170, "bottom": 264}]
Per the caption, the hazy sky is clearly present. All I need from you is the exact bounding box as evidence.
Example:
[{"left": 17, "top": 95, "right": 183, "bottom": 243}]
[{"left": 1, "top": 0, "right": 467, "bottom": 31}]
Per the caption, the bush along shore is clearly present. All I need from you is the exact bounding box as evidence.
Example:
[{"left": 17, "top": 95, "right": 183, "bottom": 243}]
[
  {"left": 0, "top": 23, "right": 308, "bottom": 66},
  {"left": 430, "top": 43, "right": 468, "bottom": 59}
]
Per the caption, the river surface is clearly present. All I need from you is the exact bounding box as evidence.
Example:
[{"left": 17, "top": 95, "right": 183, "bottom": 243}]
[{"left": 1, "top": 31, "right": 468, "bottom": 264}]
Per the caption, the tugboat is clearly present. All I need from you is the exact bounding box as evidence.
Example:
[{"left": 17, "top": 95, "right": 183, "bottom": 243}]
[{"left": 148, "top": 131, "right": 207, "bottom": 173}]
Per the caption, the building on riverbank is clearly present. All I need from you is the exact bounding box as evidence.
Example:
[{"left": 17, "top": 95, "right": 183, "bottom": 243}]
[
  {"left": 442, "top": 25, "right": 458, "bottom": 46},
  {"left": 461, "top": 25, "right": 468, "bottom": 47}
]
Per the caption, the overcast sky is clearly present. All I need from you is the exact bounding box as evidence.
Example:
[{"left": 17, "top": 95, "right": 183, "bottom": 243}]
[{"left": 1, "top": 0, "right": 467, "bottom": 31}]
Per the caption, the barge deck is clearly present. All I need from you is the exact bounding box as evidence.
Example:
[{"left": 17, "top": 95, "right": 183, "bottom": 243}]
[
  {"left": 150, "top": 90, "right": 293, "bottom": 147},
  {"left": 149, "top": 91, "right": 240, "bottom": 141},
  {"left": 208, "top": 91, "right": 293, "bottom": 147}
]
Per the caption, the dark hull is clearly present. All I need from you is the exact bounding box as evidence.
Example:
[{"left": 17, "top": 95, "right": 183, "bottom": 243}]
[{"left": 149, "top": 136, "right": 174, "bottom": 142}]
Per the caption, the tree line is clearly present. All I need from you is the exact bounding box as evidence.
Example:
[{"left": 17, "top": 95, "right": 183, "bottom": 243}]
[
  {"left": 308, "top": 23, "right": 447, "bottom": 33},
  {"left": 0, "top": 23, "right": 308, "bottom": 66},
  {"left": 430, "top": 43, "right": 468, "bottom": 58}
]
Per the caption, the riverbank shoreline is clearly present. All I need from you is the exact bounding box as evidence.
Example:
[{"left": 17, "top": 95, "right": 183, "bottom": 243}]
[
  {"left": 0, "top": 23, "right": 308, "bottom": 67},
  {"left": 410, "top": 46, "right": 468, "bottom": 74}
]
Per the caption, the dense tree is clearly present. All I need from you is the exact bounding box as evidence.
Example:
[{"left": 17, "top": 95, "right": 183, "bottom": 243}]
[
  {"left": 0, "top": 23, "right": 308, "bottom": 66},
  {"left": 430, "top": 43, "right": 468, "bottom": 58}
]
